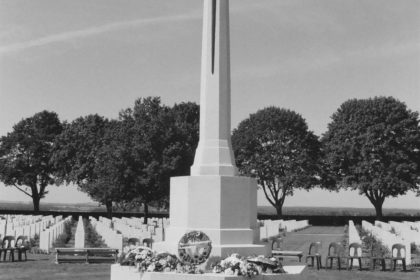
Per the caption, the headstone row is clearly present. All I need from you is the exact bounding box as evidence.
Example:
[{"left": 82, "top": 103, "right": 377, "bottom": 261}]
[
  {"left": 112, "top": 217, "right": 165, "bottom": 243},
  {"left": 39, "top": 216, "right": 72, "bottom": 253},
  {"left": 90, "top": 217, "right": 123, "bottom": 252},
  {"left": 0, "top": 214, "right": 59, "bottom": 240},
  {"left": 403, "top": 221, "right": 420, "bottom": 232},
  {"left": 374, "top": 220, "right": 393, "bottom": 231},
  {"left": 362, "top": 220, "right": 411, "bottom": 265},
  {"left": 386, "top": 221, "right": 420, "bottom": 247}
]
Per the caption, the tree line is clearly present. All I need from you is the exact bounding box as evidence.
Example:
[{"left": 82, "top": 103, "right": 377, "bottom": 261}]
[{"left": 0, "top": 96, "right": 419, "bottom": 220}]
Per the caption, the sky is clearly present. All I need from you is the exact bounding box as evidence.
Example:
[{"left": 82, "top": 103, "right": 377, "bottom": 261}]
[{"left": 0, "top": 0, "right": 419, "bottom": 209}]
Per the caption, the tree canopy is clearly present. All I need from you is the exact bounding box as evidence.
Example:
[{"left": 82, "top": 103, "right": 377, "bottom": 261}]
[
  {"left": 322, "top": 97, "right": 420, "bottom": 219},
  {"left": 52, "top": 98, "right": 198, "bottom": 220},
  {"left": 119, "top": 97, "right": 199, "bottom": 221},
  {"left": 232, "top": 107, "right": 322, "bottom": 217},
  {"left": 52, "top": 115, "right": 128, "bottom": 217},
  {"left": 0, "top": 111, "right": 63, "bottom": 211}
]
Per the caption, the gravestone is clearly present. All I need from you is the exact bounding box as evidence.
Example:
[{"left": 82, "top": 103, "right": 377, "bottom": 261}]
[{"left": 154, "top": 0, "right": 268, "bottom": 258}]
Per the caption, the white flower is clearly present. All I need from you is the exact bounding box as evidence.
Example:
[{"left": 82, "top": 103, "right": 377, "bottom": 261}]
[
  {"left": 158, "top": 259, "right": 168, "bottom": 267},
  {"left": 147, "top": 263, "right": 156, "bottom": 272},
  {"left": 231, "top": 253, "right": 241, "bottom": 259},
  {"left": 224, "top": 268, "right": 234, "bottom": 275}
]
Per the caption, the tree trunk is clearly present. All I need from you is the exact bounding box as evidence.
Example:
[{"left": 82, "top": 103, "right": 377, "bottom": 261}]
[
  {"left": 275, "top": 204, "right": 283, "bottom": 219},
  {"left": 105, "top": 200, "right": 113, "bottom": 219},
  {"left": 374, "top": 201, "right": 384, "bottom": 221},
  {"left": 144, "top": 203, "right": 149, "bottom": 224},
  {"left": 365, "top": 190, "right": 385, "bottom": 221},
  {"left": 32, "top": 193, "right": 40, "bottom": 212},
  {"left": 275, "top": 192, "right": 286, "bottom": 220}
]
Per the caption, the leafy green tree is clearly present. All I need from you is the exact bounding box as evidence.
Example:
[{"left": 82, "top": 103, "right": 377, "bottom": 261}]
[
  {"left": 52, "top": 115, "right": 127, "bottom": 218},
  {"left": 0, "top": 111, "right": 63, "bottom": 211},
  {"left": 119, "top": 97, "right": 199, "bottom": 223},
  {"left": 322, "top": 97, "right": 420, "bottom": 219},
  {"left": 53, "top": 99, "right": 198, "bottom": 221},
  {"left": 52, "top": 115, "right": 107, "bottom": 183},
  {"left": 232, "top": 107, "right": 322, "bottom": 218}
]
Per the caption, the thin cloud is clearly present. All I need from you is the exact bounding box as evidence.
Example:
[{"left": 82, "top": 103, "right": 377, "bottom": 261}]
[
  {"left": 234, "top": 41, "right": 420, "bottom": 79},
  {"left": 0, "top": 12, "right": 199, "bottom": 56}
]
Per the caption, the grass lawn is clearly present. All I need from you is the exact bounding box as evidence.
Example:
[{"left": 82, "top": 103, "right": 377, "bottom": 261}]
[
  {"left": 0, "top": 254, "right": 110, "bottom": 280},
  {"left": 0, "top": 226, "right": 419, "bottom": 280}
]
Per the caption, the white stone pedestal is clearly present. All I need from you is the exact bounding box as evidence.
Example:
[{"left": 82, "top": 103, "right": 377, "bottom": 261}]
[{"left": 154, "top": 175, "right": 269, "bottom": 257}]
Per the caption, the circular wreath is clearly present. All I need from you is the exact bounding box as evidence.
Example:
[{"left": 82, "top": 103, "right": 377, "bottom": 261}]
[{"left": 178, "top": 231, "right": 212, "bottom": 265}]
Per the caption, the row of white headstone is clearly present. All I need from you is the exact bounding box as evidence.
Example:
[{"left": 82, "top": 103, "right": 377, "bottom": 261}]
[
  {"left": 117, "top": 217, "right": 170, "bottom": 230},
  {"left": 39, "top": 216, "right": 73, "bottom": 253},
  {"left": 362, "top": 220, "right": 411, "bottom": 265},
  {"left": 387, "top": 221, "right": 420, "bottom": 246},
  {"left": 0, "top": 214, "right": 60, "bottom": 240},
  {"left": 374, "top": 220, "right": 420, "bottom": 247},
  {"left": 404, "top": 221, "right": 420, "bottom": 232},
  {"left": 259, "top": 219, "right": 309, "bottom": 239},
  {"left": 89, "top": 217, "right": 123, "bottom": 252},
  {"left": 113, "top": 217, "right": 166, "bottom": 242},
  {"left": 89, "top": 216, "right": 170, "bottom": 252}
]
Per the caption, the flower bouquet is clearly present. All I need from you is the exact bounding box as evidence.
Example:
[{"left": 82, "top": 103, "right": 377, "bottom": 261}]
[
  {"left": 119, "top": 246, "right": 155, "bottom": 269},
  {"left": 147, "top": 252, "right": 179, "bottom": 272},
  {"left": 212, "top": 254, "right": 285, "bottom": 278}
]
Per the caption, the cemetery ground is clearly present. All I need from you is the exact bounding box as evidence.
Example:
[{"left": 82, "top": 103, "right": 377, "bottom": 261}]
[{"left": 1, "top": 226, "right": 420, "bottom": 280}]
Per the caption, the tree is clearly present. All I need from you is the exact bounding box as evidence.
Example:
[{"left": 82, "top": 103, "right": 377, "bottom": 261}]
[
  {"left": 322, "top": 97, "right": 420, "bottom": 219},
  {"left": 52, "top": 99, "right": 199, "bottom": 221},
  {"left": 232, "top": 107, "right": 322, "bottom": 217},
  {"left": 0, "top": 111, "right": 63, "bottom": 211},
  {"left": 119, "top": 97, "right": 199, "bottom": 223},
  {"left": 52, "top": 115, "right": 127, "bottom": 218}
]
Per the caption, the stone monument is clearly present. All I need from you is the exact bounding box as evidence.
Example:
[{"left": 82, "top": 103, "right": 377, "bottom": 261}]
[{"left": 154, "top": 0, "right": 268, "bottom": 258}]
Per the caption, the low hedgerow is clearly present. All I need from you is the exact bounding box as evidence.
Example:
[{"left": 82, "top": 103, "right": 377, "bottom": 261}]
[
  {"left": 30, "top": 234, "right": 39, "bottom": 248},
  {"left": 342, "top": 224, "right": 349, "bottom": 250},
  {"left": 28, "top": 234, "right": 46, "bottom": 254}
]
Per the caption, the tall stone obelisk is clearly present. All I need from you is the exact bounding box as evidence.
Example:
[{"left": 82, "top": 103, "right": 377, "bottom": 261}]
[
  {"left": 190, "top": 0, "right": 237, "bottom": 177},
  {"left": 154, "top": 0, "right": 268, "bottom": 258}
]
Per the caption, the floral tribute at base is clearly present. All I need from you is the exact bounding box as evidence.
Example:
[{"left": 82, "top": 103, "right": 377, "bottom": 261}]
[{"left": 119, "top": 247, "right": 286, "bottom": 278}]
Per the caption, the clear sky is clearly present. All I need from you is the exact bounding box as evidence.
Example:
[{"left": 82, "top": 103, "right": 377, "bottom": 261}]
[{"left": 0, "top": 0, "right": 419, "bottom": 209}]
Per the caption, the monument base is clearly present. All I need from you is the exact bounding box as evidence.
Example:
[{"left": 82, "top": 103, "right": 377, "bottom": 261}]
[
  {"left": 110, "top": 264, "right": 306, "bottom": 280},
  {"left": 154, "top": 175, "right": 269, "bottom": 258}
]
